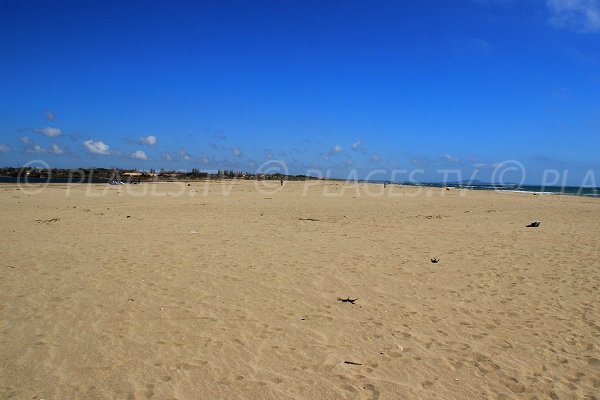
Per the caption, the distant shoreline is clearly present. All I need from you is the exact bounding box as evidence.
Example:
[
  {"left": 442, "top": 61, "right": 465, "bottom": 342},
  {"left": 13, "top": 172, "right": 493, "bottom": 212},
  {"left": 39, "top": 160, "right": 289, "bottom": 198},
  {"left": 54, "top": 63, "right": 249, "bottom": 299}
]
[{"left": 2, "top": 176, "right": 598, "bottom": 198}]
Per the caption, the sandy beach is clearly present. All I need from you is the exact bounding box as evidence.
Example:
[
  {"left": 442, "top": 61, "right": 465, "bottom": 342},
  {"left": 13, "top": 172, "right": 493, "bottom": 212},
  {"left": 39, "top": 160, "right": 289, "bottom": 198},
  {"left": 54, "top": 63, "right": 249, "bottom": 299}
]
[{"left": 1, "top": 180, "right": 598, "bottom": 399}]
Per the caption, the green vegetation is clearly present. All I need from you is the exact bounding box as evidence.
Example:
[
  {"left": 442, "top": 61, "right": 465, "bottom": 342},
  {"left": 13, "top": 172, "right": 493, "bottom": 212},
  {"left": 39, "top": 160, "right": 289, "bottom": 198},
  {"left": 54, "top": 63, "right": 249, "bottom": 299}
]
[{"left": 0, "top": 167, "right": 319, "bottom": 182}]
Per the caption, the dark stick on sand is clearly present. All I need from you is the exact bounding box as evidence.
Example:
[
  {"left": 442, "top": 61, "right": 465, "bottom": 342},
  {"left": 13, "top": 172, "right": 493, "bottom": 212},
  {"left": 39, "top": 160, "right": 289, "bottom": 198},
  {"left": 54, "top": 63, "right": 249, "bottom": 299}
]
[
  {"left": 35, "top": 218, "right": 60, "bottom": 224},
  {"left": 337, "top": 297, "right": 358, "bottom": 304}
]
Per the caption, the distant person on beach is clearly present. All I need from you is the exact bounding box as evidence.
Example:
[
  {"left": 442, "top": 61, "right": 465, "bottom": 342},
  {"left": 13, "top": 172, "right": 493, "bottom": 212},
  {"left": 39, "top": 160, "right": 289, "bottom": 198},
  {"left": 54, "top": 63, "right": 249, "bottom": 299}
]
[{"left": 280, "top": 179, "right": 283, "bottom": 186}]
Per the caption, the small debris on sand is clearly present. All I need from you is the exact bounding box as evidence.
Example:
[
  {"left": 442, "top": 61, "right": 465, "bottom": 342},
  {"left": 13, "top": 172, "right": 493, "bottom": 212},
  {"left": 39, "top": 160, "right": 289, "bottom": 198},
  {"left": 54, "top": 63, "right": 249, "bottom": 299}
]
[
  {"left": 344, "top": 361, "right": 363, "bottom": 365},
  {"left": 35, "top": 218, "right": 60, "bottom": 224},
  {"left": 337, "top": 297, "right": 358, "bottom": 304},
  {"left": 431, "top": 258, "right": 440, "bottom": 264},
  {"left": 299, "top": 217, "right": 321, "bottom": 222},
  {"left": 526, "top": 221, "right": 541, "bottom": 228}
]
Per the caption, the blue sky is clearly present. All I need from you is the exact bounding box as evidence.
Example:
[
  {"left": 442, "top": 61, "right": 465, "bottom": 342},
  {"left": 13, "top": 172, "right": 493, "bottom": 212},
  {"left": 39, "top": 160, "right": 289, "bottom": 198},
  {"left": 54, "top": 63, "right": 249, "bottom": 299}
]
[{"left": 1, "top": 0, "right": 599, "bottom": 184}]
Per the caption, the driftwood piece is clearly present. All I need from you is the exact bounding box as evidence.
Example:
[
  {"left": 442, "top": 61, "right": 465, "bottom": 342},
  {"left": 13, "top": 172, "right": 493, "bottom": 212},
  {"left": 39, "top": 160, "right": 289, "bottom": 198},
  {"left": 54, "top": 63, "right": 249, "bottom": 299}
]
[
  {"left": 344, "top": 361, "right": 363, "bottom": 365},
  {"left": 337, "top": 297, "right": 358, "bottom": 304},
  {"left": 299, "top": 217, "right": 321, "bottom": 222},
  {"left": 526, "top": 221, "right": 541, "bottom": 228}
]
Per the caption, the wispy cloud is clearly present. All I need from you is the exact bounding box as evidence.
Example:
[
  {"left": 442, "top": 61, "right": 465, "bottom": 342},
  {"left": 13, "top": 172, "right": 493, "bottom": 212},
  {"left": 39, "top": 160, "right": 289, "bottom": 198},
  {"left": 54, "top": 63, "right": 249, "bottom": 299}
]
[
  {"left": 161, "top": 152, "right": 175, "bottom": 161},
  {"left": 36, "top": 127, "right": 62, "bottom": 137},
  {"left": 69, "top": 131, "right": 82, "bottom": 141},
  {"left": 0, "top": 144, "right": 11, "bottom": 153},
  {"left": 19, "top": 136, "right": 33, "bottom": 146},
  {"left": 444, "top": 154, "right": 460, "bottom": 163},
  {"left": 130, "top": 150, "right": 149, "bottom": 160},
  {"left": 473, "top": 161, "right": 504, "bottom": 170},
  {"left": 212, "top": 131, "right": 228, "bottom": 142},
  {"left": 323, "top": 144, "right": 344, "bottom": 161},
  {"left": 232, "top": 147, "right": 243, "bottom": 157},
  {"left": 560, "top": 45, "right": 600, "bottom": 65},
  {"left": 178, "top": 150, "right": 193, "bottom": 161},
  {"left": 49, "top": 143, "right": 65, "bottom": 155},
  {"left": 351, "top": 140, "right": 362, "bottom": 150},
  {"left": 19, "top": 136, "right": 46, "bottom": 153},
  {"left": 451, "top": 36, "right": 492, "bottom": 54},
  {"left": 547, "top": 0, "right": 600, "bottom": 32},
  {"left": 466, "top": 37, "right": 491, "bottom": 52},
  {"left": 138, "top": 135, "right": 157, "bottom": 146},
  {"left": 46, "top": 111, "right": 55, "bottom": 121},
  {"left": 83, "top": 139, "right": 110, "bottom": 155},
  {"left": 198, "top": 154, "right": 215, "bottom": 165},
  {"left": 369, "top": 153, "right": 381, "bottom": 163}
]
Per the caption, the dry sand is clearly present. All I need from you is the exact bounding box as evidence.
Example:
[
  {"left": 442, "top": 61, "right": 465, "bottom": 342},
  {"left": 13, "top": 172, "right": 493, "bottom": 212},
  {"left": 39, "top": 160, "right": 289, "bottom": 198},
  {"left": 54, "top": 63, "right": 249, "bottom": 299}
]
[{"left": 1, "top": 181, "right": 599, "bottom": 399}]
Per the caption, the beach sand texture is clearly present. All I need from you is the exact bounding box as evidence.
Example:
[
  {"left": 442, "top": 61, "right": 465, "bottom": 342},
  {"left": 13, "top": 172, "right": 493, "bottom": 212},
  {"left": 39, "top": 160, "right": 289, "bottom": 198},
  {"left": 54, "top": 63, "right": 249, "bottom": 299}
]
[{"left": 1, "top": 181, "right": 599, "bottom": 399}]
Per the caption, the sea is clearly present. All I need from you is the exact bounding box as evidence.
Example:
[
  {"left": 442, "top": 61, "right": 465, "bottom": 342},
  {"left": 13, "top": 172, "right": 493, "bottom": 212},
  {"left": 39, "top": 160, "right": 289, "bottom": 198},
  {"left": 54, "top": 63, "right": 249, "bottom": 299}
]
[{"left": 399, "top": 183, "right": 599, "bottom": 197}]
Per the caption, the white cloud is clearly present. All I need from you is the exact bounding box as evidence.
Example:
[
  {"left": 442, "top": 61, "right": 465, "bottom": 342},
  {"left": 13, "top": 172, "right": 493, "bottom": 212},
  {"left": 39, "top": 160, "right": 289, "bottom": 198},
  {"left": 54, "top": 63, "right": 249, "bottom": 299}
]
[
  {"left": 130, "top": 150, "right": 149, "bottom": 160},
  {"left": 19, "top": 136, "right": 33, "bottom": 145},
  {"left": 49, "top": 144, "right": 65, "bottom": 155},
  {"left": 161, "top": 152, "right": 174, "bottom": 161},
  {"left": 232, "top": 147, "right": 242, "bottom": 157},
  {"left": 36, "top": 127, "right": 62, "bottom": 137},
  {"left": 370, "top": 154, "right": 381, "bottom": 163},
  {"left": 0, "top": 144, "right": 10, "bottom": 153},
  {"left": 19, "top": 137, "right": 46, "bottom": 153},
  {"left": 139, "top": 135, "right": 157, "bottom": 146},
  {"left": 178, "top": 150, "right": 193, "bottom": 161},
  {"left": 83, "top": 139, "right": 110, "bottom": 155},
  {"left": 444, "top": 154, "right": 460, "bottom": 163},
  {"left": 29, "top": 144, "right": 46, "bottom": 154},
  {"left": 547, "top": 0, "right": 600, "bottom": 32},
  {"left": 351, "top": 140, "right": 362, "bottom": 150},
  {"left": 332, "top": 145, "right": 343, "bottom": 154}
]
